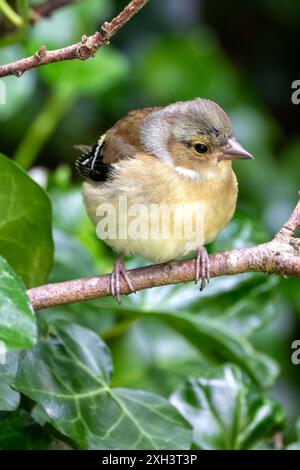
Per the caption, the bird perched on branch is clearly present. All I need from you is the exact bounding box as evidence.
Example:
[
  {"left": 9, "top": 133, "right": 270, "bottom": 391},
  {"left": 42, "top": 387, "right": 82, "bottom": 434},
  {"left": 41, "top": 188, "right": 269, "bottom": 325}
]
[{"left": 76, "top": 98, "right": 253, "bottom": 303}]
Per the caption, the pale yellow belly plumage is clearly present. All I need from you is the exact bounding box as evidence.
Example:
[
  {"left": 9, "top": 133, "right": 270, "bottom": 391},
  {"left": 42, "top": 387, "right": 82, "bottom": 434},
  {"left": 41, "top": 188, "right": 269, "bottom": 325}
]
[{"left": 83, "top": 155, "right": 238, "bottom": 262}]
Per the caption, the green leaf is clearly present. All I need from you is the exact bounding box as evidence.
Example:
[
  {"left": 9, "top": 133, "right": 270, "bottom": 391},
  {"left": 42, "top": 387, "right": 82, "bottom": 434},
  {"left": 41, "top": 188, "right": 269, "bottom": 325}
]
[
  {"left": 211, "top": 210, "right": 268, "bottom": 251},
  {"left": 171, "top": 364, "right": 285, "bottom": 450},
  {"left": 111, "top": 303, "right": 278, "bottom": 388},
  {"left": 0, "top": 256, "right": 37, "bottom": 349},
  {"left": 132, "top": 210, "right": 277, "bottom": 337},
  {"left": 0, "top": 154, "right": 53, "bottom": 286},
  {"left": 15, "top": 321, "right": 192, "bottom": 450},
  {"left": 0, "top": 352, "right": 20, "bottom": 410}
]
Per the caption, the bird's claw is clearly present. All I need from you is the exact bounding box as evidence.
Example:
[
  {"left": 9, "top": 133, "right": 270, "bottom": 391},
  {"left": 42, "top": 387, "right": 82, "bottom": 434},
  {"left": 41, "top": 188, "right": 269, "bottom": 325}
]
[
  {"left": 110, "top": 258, "right": 136, "bottom": 304},
  {"left": 195, "top": 247, "right": 210, "bottom": 291}
]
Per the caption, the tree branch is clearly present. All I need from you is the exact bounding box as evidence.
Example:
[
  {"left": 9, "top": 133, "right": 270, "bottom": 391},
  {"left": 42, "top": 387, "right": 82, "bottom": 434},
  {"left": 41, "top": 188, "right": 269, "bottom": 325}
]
[
  {"left": 0, "top": 0, "right": 150, "bottom": 77},
  {"left": 27, "top": 192, "right": 300, "bottom": 311}
]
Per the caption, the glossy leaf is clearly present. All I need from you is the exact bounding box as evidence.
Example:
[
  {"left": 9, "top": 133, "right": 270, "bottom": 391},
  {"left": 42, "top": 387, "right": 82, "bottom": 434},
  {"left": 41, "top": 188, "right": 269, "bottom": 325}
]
[
  {"left": 171, "top": 364, "right": 285, "bottom": 450},
  {"left": 100, "top": 210, "right": 279, "bottom": 388},
  {"left": 15, "top": 322, "right": 192, "bottom": 450},
  {"left": 0, "top": 256, "right": 37, "bottom": 349},
  {"left": 0, "top": 154, "right": 53, "bottom": 287}
]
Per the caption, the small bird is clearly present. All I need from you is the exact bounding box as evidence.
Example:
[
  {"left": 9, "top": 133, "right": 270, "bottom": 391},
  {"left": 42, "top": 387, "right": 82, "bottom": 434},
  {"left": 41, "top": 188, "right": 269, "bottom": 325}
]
[{"left": 76, "top": 98, "right": 253, "bottom": 303}]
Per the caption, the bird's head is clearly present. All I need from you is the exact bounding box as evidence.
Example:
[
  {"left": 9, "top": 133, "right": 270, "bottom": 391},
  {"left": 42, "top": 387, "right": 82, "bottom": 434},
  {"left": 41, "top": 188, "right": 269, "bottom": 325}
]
[{"left": 141, "top": 98, "right": 253, "bottom": 179}]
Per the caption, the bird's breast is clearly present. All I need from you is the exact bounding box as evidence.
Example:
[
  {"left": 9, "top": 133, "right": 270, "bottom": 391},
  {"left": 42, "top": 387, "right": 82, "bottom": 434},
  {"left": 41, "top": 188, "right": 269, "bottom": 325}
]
[{"left": 83, "top": 155, "right": 238, "bottom": 261}]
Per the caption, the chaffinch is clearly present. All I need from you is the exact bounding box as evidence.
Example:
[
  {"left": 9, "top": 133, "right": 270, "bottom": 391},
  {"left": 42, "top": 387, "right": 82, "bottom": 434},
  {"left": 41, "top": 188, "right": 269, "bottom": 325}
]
[{"left": 76, "top": 98, "right": 253, "bottom": 303}]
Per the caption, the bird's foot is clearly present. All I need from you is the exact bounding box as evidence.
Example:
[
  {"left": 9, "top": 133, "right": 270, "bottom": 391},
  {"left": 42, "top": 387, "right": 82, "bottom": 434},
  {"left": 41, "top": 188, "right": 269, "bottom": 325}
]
[
  {"left": 195, "top": 247, "right": 210, "bottom": 291},
  {"left": 110, "top": 257, "right": 136, "bottom": 304}
]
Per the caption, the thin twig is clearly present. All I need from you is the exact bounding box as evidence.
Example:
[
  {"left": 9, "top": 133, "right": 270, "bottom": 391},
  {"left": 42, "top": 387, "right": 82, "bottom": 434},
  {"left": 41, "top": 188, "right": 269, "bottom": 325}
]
[
  {"left": 0, "top": 0, "right": 150, "bottom": 77},
  {"left": 0, "top": 0, "right": 24, "bottom": 27},
  {"left": 27, "top": 193, "right": 300, "bottom": 311}
]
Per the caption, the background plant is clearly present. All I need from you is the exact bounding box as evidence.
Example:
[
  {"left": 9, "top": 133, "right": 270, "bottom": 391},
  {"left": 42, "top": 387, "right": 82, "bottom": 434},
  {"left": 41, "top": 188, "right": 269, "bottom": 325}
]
[{"left": 0, "top": 0, "right": 300, "bottom": 450}]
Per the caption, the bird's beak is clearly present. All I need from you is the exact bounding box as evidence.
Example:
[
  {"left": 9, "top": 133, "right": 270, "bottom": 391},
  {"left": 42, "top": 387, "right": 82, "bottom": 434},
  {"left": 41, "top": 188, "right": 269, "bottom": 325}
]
[{"left": 218, "top": 138, "right": 254, "bottom": 161}]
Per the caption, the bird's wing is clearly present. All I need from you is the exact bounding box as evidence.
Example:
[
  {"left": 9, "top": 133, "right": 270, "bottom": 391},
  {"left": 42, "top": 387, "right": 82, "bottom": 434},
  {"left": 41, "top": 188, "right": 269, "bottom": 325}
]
[{"left": 75, "top": 107, "right": 160, "bottom": 182}]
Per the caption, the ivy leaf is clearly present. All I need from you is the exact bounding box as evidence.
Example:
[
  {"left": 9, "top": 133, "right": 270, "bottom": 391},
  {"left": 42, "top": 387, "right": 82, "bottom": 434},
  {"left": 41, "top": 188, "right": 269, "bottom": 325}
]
[
  {"left": 0, "top": 155, "right": 53, "bottom": 287},
  {"left": 171, "top": 364, "right": 285, "bottom": 450},
  {"left": 0, "top": 47, "right": 35, "bottom": 120},
  {"left": 286, "top": 417, "right": 300, "bottom": 450},
  {"left": 15, "top": 322, "right": 192, "bottom": 450},
  {"left": 0, "top": 352, "right": 20, "bottom": 410},
  {"left": 0, "top": 256, "right": 37, "bottom": 350}
]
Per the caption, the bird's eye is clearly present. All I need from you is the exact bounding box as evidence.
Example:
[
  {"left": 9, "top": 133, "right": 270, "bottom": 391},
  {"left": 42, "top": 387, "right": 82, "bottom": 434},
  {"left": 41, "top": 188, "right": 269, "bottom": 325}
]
[{"left": 194, "top": 143, "right": 208, "bottom": 154}]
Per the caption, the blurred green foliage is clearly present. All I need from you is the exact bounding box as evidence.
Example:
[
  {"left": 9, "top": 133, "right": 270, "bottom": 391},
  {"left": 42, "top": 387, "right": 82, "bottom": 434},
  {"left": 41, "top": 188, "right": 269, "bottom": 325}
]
[{"left": 0, "top": 0, "right": 300, "bottom": 450}]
